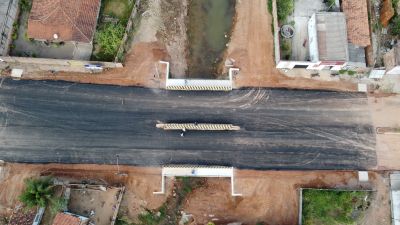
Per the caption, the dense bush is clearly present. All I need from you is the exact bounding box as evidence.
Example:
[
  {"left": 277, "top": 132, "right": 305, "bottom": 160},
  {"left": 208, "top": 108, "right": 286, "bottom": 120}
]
[
  {"left": 19, "top": 177, "right": 54, "bottom": 208},
  {"left": 94, "top": 22, "right": 125, "bottom": 61},
  {"left": 302, "top": 189, "right": 369, "bottom": 225},
  {"left": 390, "top": 15, "right": 400, "bottom": 36},
  {"left": 277, "top": 0, "right": 294, "bottom": 23}
]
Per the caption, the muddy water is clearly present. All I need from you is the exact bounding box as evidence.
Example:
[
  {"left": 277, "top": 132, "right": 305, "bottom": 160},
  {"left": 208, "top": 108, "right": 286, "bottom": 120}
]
[{"left": 186, "top": 0, "right": 236, "bottom": 78}]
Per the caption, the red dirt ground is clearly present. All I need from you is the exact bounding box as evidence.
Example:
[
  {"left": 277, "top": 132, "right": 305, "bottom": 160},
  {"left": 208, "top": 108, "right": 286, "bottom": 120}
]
[{"left": 0, "top": 164, "right": 390, "bottom": 225}]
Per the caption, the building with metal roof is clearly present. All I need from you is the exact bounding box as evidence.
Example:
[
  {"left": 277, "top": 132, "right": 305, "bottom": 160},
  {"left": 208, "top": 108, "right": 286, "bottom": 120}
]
[{"left": 308, "top": 12, "right": 349, "bottom": 63}]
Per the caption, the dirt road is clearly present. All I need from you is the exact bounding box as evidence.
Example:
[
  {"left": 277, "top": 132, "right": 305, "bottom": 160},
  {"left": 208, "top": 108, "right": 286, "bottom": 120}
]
[{"left": 0, "top": 164, "right": 390, "bottom": 225}]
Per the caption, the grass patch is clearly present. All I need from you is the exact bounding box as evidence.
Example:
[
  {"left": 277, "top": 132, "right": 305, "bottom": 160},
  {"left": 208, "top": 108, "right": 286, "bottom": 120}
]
[
  {"left": 277, "top": 0, "right": 294, "bottom": 23},
  {"left": 93, "top": 22, "right": 125, "bottom": 61},
  {"left": 280, "top": 38, "right": 291, "bottom": 60},
  {"left": 302, "top": 189, "right": 371, "bottom": 225},
  {"left": 267, "top": 0, "right": 273, "bottom": 14},
  {"left": 92, "top": 0, "right": 135, "bottom": 61},
  {"left": 103, "top": 0, "right": 134, "bottom": 24}
]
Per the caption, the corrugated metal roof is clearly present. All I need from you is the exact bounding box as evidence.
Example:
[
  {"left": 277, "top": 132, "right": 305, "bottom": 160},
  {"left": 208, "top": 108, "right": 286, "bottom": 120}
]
[{"left": 315, "top": 12, "right": 349, "bottom": 61}]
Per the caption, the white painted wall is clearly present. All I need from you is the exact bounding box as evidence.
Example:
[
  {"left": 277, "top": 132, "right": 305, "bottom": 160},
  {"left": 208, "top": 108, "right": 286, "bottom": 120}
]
[
  {"left": 387, "top": 66, "right": 400, "bottom": 75},
  {"left": 308, "top": 13, "right": 319, "bottom": 63}
]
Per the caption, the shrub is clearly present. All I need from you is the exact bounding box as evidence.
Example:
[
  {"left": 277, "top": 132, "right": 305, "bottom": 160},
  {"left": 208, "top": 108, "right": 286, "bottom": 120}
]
[
  {"left": 267, "top": 0, "right": 273, "bottom": 14},
  {"left": 94, "top": 22, "right": 125, "bottom": 61},
  {"left": 302, "top": 189, "right": 369, "bottom": 225},
  {"left": 347, "top": 70, "right": 356, "bottom": 76},
  {"left": 390, "top": 15, "right": 400, "bottom": 36},
  {"left": 19, "top": 0, "right": 32, "bottom": 12},
  {"left": 277, "top": 0, "right": 294, "bottom": 23},
  {"left": 49, "top": 197, "right": 67, "bottom": 215},
  {"left": 325, "top": 0, "right": 336, "bottom": 9},
  {"left": 19, "top": 177, "right": 54, "bottom": 208}
]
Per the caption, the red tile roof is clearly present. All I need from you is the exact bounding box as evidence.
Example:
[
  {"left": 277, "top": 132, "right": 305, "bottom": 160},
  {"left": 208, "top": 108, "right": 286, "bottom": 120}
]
[
  {"left": 27, "top": 0, "right": 101, "bottom": 43},
  {"left": 341, "top": 0, "right": 371, "bottom": 47},
  {"left": 52, "top": 213, "right": 81, "bottom": 225}
]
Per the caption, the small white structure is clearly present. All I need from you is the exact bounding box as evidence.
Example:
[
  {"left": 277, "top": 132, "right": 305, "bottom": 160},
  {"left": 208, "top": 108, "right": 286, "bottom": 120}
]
[
  {"left": 358, "top": 171, "right": 369, "bottom": 182},
  {"left": 390, "top": 173, "right": 400, "bottom": 225},
  {"left": 369, "top": 70, "right": 386, "bottom": 79},
  {"left": 154, "top": 165, "right": 242, "bottom": 196},
  {"left": 358, "top": 83, "right": 368, "bottom": 93},
  {"left": 162, "top": 61, "right": 237, "bottom": 91},
  {"left": 11, "top": 68, "right": 23, "bottom": 78}
]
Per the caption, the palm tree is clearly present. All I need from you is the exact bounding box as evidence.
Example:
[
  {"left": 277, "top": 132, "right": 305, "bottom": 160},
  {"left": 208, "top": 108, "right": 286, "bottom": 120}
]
[{"left": 19, "top": 177, "right": 54, "bottom": 208}]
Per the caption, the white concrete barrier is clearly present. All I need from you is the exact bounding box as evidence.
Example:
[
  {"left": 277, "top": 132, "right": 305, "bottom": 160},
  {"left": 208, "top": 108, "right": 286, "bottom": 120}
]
[
  {"left": 162, "top": 61, "right": 238, "bottom": 91},
  {"left": 154, "top": 165, "right": 242, "bottom": 196}
]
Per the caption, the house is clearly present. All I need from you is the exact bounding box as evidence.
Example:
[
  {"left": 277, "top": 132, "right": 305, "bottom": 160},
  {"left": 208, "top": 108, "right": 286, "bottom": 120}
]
[
  {"left": 384, "top": 42, "right": 400, "bottom": 75},
  {"left": 0, "top": 0, "right": 19, "bottom": 55},
  {"left": 26, "top": 0, "right": 101, "bottom": 43},
  {"left": 52, "top": 212, "right": 89, "bottom": 225},
  {"left": 277, "top": 0, "right": 370, "bottom": 71}
]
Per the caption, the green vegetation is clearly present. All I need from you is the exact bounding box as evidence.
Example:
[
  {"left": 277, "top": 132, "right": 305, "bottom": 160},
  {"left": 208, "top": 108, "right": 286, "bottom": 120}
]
[
  {"left": 339, "top": 69, "right": 357, "bottom": 76},
  {"left": 325, "top": 0, "right": 336, "bottom": 9},
  {"left": 93, "top": 0, "right": 135, "bottom": 61},
  {"left": 390, "top": 16, "right": 400, "bottom": 35},
  {"left": 302, "top": 189, "right": 371, "bottom": 225},
  {"left": 393, "top": 0, "right": 399, "bottom": 9},
  {"left": 19, "top": 0, "right": 32, "bottom": 12},
  {"left": 103, "top": 0, "right": 134, "bottom": 24},
  {"left": 93, "top": 23, "right": 125, "bottom": 61},
  {"left": 19, "top": 177, "right": 54, "bottom": 208},
  {"left": 49, "top": 197, "right": 67, "bottom": 215},
  {"left": 117, "top": 177, "right": 206, "bottom": 225},
  {"left": 12, "top": 23, "right": 18, "bottom": 40},
  {"left": 267, "top": 0, "right": 273, "bottom": 14},
  {"left": 135, "top": 206, "right": 167, "bottom": 225},
  {"left": 280, "top": 39, "right": 291, "bottom": 60},
  {"left": 390, "top": 0, "right": 400, "bottom": 36},
  {"left": 277, "top": 0, "right": 294, "bottom": 23}
]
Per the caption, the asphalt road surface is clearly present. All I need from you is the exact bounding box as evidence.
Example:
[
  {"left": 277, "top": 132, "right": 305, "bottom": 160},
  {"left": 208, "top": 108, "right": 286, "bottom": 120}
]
[{"left": 0, "top": 79, "right": 377, "bottom": 169}]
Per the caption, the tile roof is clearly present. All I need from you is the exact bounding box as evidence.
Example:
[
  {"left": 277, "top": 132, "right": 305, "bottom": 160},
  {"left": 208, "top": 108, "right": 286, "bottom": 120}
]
[
  {"left": 52, "top": 213, "right": 81, "bottom": 225},
  {"left": 27, "top": 0, "right": 101, "bottom": 43},
  {"left": 341, "top": 0, "right": 371, "bottom": 47}
]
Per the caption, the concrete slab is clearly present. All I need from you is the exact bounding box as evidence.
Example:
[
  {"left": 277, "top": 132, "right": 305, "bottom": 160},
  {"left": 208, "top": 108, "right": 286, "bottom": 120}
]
[
  {"left": 291, "top": 16, "right": 309, "bottom": 61},
  {"left": 289, "top": 0, "right": 326, "bottom": 61}
]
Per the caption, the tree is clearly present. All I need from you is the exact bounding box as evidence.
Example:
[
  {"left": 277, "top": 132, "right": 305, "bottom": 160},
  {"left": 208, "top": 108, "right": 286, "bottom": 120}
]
[{"left": 19, "top": 177, "right": 54, "bottom": 208}]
